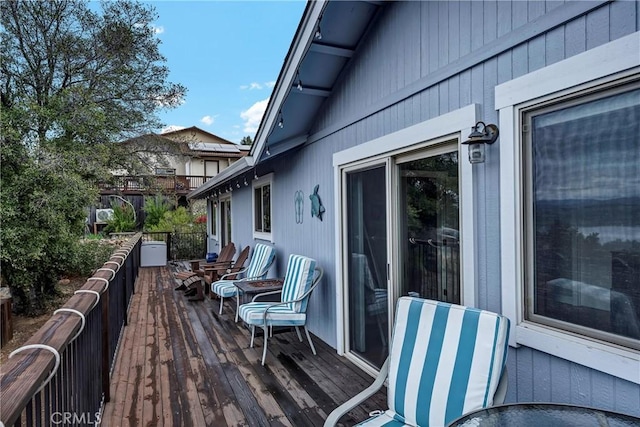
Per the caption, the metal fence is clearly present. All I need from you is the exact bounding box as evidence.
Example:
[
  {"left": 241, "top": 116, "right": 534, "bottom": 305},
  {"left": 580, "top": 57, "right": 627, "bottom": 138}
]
[
  {"left": 0, "top": 234, "right": 142, "bottom": 426},
  {"left": 143, "top": 231, "right": 207, "bottom": 261}
]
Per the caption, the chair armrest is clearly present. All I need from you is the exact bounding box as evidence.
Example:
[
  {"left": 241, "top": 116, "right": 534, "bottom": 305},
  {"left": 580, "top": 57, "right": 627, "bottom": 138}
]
[
  {"left": 203, "top": 260, "right": 233, "bottom": 270},
  {"left": 323, "top": 358, "right": 390, "bottom": 427},
  {"left": 262, "top": 269, "right": 323, "bottom": 321},
  {"left": 220, "top": 267, "right": 248, "bottom": 281}
]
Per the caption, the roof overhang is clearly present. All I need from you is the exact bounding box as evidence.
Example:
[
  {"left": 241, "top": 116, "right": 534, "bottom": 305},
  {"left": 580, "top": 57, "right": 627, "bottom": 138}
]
[{"left": 189, "top": 0, "right": 383, "bottom": 200}]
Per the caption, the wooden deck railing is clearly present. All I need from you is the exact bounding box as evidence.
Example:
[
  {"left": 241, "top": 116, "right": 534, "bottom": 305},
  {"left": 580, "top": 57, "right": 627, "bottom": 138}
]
[
  {"left": 98, "top": 175, "right": 208, "bottom": 194},
  {"left": 0, "top": 234, "right": 142, "bottom": 426}
]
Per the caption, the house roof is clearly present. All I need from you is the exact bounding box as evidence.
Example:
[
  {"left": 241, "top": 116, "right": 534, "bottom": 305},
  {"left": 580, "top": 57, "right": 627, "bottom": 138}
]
[
  {"left": 161, "top": 126, "right": 236, "bottom": 145},
  {"left": 161, "top": 126, "right": 250, "bottom": 159},
  {"left": 189, "top": 0, "right": 383, "bottom": 199}
]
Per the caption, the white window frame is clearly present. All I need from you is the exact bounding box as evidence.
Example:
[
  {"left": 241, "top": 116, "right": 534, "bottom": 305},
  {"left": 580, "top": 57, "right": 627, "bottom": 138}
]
[
  {"left": 207, "top": 198, "right": 218, "bottom": 241},
  {"left": 497, "top": 32, "right": 640, "bottom": 384},
  {"left": 252, "top": 173, "right": 273, "bottom": 242},
  {"left": 333, "top": 104, "right": 480, "bottom": 357}
]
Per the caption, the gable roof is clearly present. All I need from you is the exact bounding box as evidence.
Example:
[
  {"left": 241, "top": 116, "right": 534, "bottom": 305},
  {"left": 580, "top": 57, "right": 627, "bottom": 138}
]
[
  {"left": 189, "top": 0, "right": 383, "bottom": 199},
  {"left": 161, "top": 126, "right": 236, "bottom": 145}
]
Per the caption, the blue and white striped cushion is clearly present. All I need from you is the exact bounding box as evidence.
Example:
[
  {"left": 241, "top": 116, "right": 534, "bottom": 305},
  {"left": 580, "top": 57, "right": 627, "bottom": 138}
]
[
  {"left": 212, "top": 280, "right": 241, "bottom": 298},
  {"left": 386, "top": 297, "right": 510, "bottom": 427},
  {"left": 280, "top": 255, "right": 316, "bottom": 312},
  {"left": 355, "top": 410, "right": 410, "bottom": 426},
  {"left": 238, "top": 303, "right": 307, "bottom": 326},
  {"left": 239, "top": 254, "right": 317, "bottom": 327},
  {"left": 212, "top": 244, "right": 275, "bottom": 298},
  {"left": 245, "top": 243, "right": 276, "bottom": 279}
]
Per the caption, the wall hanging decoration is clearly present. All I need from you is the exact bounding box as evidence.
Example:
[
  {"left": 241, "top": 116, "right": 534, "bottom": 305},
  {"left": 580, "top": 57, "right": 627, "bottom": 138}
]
[
  {"left": 295, "top": 190, "right": 304, "bottom": 224},
  {"left": 309, "top": 184, "right": 325, "bottom": 221}
]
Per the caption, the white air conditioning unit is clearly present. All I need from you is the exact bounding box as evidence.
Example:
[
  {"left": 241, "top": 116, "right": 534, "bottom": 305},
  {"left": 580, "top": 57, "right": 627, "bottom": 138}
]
[
  {"left": 95, "top": 208, "right": 114, "bottom": 224},
  {"left": 155, "top": 167, "right": 176, "bottom": 176}
]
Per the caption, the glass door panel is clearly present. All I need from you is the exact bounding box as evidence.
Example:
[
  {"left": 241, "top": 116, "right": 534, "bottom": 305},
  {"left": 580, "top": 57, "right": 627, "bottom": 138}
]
[
  {"left": 220, "top": 198, "right": 232, "bottom": 248},
  {"left": 398, "top": 150, "right": 460, "bottom": 304},
  {"left": 346, "top": 165, "right": 388, "bottom": 369}
]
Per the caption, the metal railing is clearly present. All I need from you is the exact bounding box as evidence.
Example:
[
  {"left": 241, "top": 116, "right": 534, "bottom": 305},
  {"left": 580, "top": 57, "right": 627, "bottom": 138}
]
[
  {"left": 407, "top": 237, "right": 460, "bottom": 304},
  {"left": 0, "top": 234, "right": 142, "bottom": 426},
  {"left": 143, "top": 231, "right": 207, "bottom": 261},
  {"left": 98, "top": 175, "right": 208, "bottom": 194}
]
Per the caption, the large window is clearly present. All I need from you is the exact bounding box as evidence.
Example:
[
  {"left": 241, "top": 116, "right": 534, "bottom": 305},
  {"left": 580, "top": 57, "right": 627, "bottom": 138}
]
[
  {"left": 253, "top": 174, "right": 272, "bottom": 241},
  {"left": 497, "top": 32, "right": 640, "bottom": 383},
  {"left": 524, "top": 83, "right": 640, "bottom": 349}
]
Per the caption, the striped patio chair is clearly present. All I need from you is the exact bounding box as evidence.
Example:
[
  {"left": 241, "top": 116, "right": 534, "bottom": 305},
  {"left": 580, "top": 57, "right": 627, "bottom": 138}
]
[
  {"left": 324, "top": 297, "right": 510, "bottom": 427},
  {"left": 211, "top": 243, "right": 276, "bottom": 317},
  {"left": 238, "top": 254, "right": 323, "bottom": 365}
]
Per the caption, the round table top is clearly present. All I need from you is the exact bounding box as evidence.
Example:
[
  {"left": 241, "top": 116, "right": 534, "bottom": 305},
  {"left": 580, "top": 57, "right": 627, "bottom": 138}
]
[{"left": 447, "top": 403, "right": 640, "bottom": 427}]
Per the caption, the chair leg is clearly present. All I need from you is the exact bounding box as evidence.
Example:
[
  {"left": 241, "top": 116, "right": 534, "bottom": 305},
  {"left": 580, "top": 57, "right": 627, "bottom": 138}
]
[
  {"left": 235, "top": 297, "right": 240, "bottom": 323},
  {"left": 304, "top": 326, "right": 316, "bottom": 355},
  {"left": 250, "top": 326, "right": 255, "bottom": 348},
  {"left": 261, "top": 325, "right": 269, "bottom": 365},
  {"left": 295, "top": 326, "right": 303, "bottom": 342},
  {"left": 219, "top": 296, "right": 224, "bottom": 315}
]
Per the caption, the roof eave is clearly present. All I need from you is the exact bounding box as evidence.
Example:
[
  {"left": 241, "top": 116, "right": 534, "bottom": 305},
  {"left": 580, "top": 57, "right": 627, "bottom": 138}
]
[{"left": 249, "top": 0, "right": 327, "bottom": 161}]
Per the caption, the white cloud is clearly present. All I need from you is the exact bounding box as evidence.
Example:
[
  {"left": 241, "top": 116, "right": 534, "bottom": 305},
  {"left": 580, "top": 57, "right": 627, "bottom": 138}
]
[
  {"left": 240, "top": 98, "right": 269, "bottom": 133},
  {"left": 152, "top": 25, "right": 165, "bottom": 35},
  {"left": 240, "top": 82, "right": 263, "bottom": 90},
  {"left": 161, "top": 125, "right": 185, "bottom": 134},
  {"left": 200, "top": 115, "right": 215, "bottom": 126},
  {"left": 264, "top": 81, "right": 276, "bottom": 88}
]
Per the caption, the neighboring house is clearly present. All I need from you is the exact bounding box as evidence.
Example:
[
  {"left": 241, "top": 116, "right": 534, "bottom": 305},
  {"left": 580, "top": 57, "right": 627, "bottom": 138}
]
[
  {"left": 188, "top": 0, "right": 640, "bottom": 415},
  {"left": 95, "top": 126, "right": 249, "bottom": 229}
]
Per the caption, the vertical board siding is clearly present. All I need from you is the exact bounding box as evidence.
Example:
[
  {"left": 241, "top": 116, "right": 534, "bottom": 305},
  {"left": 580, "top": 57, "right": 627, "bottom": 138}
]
[{"left": 222, "top": 0, "right": 640, "bottom": 414}]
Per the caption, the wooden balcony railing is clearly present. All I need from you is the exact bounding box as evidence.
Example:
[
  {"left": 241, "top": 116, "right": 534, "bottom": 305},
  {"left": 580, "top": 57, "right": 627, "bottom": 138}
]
[
  {"left": 98, "top": 175, "right": 209, "bottom": 194},
  {"left": 0, "top": 234, "right": 142, "bottom": 427}
]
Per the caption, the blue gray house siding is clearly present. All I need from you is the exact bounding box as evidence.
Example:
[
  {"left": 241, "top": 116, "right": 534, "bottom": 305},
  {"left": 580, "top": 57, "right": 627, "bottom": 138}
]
[{"left": 215, "top": 0, "right": 639, "bottom": 415}]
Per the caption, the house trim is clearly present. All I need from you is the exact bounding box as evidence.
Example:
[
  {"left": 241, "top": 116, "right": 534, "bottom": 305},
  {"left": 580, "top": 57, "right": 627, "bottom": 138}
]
[
  {"left": 252, "top": 174, "right": 274, "bottom": 243},
  {"left": 497, "top": 32, "right": 640, "bottom": 384},
  {"left": 333, "top": 104, "right": 480, "bottom": 356},
  {"left": 310, "top": 1, "right": 609, "bottom": 147}
]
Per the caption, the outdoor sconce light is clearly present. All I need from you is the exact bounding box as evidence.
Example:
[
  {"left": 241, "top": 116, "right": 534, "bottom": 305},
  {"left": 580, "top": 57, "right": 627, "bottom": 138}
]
[{"left": 461, "top": 121, "right": 499, "bottom": 164}]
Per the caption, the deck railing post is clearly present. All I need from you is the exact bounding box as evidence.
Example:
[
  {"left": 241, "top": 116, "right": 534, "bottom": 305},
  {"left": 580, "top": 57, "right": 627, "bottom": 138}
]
[{"left": 101, "top": 285, "right": 111, "bottom": 403}]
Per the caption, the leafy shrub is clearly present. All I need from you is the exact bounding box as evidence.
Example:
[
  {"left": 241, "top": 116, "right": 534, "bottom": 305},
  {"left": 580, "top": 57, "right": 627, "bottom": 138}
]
[
  {"left": 148, "top": 206, "right": 195, "bottom": 232},
  {"left": 143, "top": 195, "right": 172, "bottom": 230},
  {"left": 66, "top": 240, "right": 115, "bottom": 277},
  {"left": 104, "top": 202, "right": 136, "bottom": 234},
  {"left": 0, "top": 141, "right": 98, "bottom": 314}
]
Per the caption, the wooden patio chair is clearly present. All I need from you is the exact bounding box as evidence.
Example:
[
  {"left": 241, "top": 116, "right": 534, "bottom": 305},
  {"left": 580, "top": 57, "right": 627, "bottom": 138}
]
[
  {"left": 323, "top": 297, "right": 510, "bottom": 427},
  {"left": 211, "top": 243, "right": 276, "bottom": 315},
  {"left": 174, "top": 242, "right": 236, "bottom": 286},
  {"left": 203, "top": 245, "right": 251, "bottom": 298},
  {"left": 238, "top": 254, "right": 323, "bottom": 365}
]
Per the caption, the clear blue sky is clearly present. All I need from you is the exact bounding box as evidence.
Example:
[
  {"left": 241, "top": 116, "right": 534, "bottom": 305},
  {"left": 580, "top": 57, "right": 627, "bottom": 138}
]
[{"left": 146, "top": 1, "right": 306, "bottom": 143}]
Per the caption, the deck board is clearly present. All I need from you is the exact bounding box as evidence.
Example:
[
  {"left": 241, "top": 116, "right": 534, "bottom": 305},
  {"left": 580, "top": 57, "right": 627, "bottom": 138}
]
[{"left": 102, "top": 265, "right": 386, "bottom": 426}]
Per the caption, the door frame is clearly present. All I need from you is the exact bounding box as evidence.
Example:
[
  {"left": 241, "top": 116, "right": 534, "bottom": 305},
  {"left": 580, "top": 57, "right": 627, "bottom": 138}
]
[{"left": 333, "top": 104, "right": 480, "bottom": 373}]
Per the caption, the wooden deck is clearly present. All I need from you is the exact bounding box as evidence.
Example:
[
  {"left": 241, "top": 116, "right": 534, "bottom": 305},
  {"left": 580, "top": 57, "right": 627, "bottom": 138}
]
[{"left": 101, "top": 265, "right": 386, "bottom": 426}]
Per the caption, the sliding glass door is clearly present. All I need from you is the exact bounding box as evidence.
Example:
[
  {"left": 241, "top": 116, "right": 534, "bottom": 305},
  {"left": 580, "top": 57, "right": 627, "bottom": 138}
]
[
  {"left": 345, "top": 164, "right": 388, "bottom": 368},
  {"left": 343, "top": 142, "right": 460, "bottom": 370}
]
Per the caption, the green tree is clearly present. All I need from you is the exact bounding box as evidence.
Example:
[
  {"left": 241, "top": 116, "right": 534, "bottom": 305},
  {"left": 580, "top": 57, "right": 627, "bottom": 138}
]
[
  {"left": 0, "top": 0, "right": 186, "bottom": 313},
  {"left": 240, "top": 135, "right": 253, "bottom": 145}
]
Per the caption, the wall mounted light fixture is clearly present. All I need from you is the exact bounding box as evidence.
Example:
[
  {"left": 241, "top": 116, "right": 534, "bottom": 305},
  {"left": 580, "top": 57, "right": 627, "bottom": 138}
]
[{"left": 461, "top": 121, "right": 499, "bottom": 164}]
